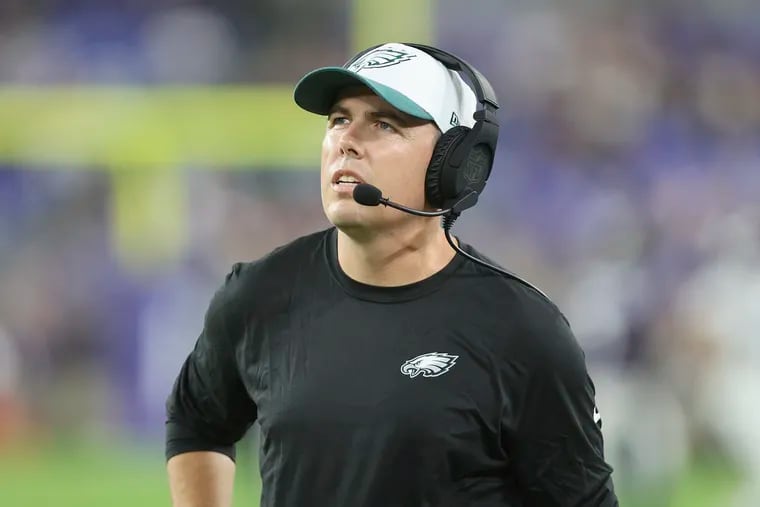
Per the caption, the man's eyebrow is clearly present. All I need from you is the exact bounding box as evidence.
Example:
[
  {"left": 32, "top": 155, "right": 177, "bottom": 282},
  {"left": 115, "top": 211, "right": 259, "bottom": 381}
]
[
  {"left": 367, "top": 109, "right": 413, "bottom": 126},
  {"left": 327, "top": 104, "right": 414, "bottom": 127},
  {"left": 327, "top": 104, "right": 350, "bottom": 117}
]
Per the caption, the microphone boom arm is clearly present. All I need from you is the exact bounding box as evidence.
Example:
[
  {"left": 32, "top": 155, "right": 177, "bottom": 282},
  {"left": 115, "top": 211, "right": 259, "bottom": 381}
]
[{"left": 378, "top": 197, "right": 449, "bottom": 217}]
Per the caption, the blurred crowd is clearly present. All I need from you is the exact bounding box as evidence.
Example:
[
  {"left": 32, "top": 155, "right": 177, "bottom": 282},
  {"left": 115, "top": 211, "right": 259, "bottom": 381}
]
[{"left": 0, "top": 0, "right": 759, "bottom": 504}]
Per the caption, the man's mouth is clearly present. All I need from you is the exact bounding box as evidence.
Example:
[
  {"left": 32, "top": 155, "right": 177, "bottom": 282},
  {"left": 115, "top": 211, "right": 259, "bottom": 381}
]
[
  {"left": 335, "top": 176, "right": 362, "bottom": 185},
  {"left": 332, "top": 172, "right": 366, "bottom": 194}
]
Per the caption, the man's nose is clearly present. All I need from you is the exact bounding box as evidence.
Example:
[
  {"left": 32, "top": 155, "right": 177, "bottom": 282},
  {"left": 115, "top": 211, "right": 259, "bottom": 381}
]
[{"left": 338, "top": 123, "right": 364, "bottom": 158}]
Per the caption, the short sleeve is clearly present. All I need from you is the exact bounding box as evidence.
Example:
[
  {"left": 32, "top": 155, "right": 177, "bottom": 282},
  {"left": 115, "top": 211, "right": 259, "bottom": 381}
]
[
  {"left": 165, "top": 264, "right": 257, "bottom": 461},
  {"left": 501, "top": 310, "right": 618, "bottom": 506}
]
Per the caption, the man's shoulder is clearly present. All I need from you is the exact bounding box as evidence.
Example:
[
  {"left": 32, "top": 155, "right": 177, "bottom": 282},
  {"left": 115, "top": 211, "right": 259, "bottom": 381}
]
[
  {"left": 213, "top": 228, "right": 332, "bottom": 315},
  {"left": 458, "top": 242, "right": 560, "bottom": 315},
  {"left": 457, "top": 242, "right": 579, "bottom": 362},
  {"left": 228, "top": 228, "right": 331, "bottom": 283}
]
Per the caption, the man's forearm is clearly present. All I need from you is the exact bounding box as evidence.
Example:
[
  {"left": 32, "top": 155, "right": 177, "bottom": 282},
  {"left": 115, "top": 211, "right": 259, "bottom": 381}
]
[{"left": 167, "top": 451, "right": 236, "bottom": 507}]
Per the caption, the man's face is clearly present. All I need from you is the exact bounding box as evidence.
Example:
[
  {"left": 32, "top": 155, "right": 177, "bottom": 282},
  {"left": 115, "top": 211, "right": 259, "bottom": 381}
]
[{"left": 320, "top": 87, "right": 440, "bottom": 233}]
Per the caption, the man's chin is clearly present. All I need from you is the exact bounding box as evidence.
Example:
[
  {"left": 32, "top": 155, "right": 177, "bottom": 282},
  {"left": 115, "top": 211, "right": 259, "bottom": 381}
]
[
  {"left": 325, "top": 201, "right": 365, "bottom": 225},
  {"left": 328, "top": 215, "right": 371, "bottom": 232},
  {"left": 324, "top": 201, "right": 410, "bottom": 234},
  {"left": 326, "top": 208, "right": 380, "bottom": 236}
]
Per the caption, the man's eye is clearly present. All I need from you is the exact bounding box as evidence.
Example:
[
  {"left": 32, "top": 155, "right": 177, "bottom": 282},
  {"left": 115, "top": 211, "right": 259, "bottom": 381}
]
[
  {"left": 377, "top": 120, "right": 396, "bottom": 132},
  {"left": 328, "top": 116, "right": 348, "bottom": 127}
]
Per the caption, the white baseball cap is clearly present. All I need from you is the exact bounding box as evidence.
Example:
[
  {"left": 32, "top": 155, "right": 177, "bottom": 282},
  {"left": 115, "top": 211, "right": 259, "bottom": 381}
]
[{"left": 294, "top": 42, "right": 477, "bottom": 133}]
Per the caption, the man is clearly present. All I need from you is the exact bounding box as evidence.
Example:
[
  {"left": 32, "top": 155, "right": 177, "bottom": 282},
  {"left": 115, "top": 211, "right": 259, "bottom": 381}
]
[{"left": 165, "top": 42, "right": 619, "bottom": 506}]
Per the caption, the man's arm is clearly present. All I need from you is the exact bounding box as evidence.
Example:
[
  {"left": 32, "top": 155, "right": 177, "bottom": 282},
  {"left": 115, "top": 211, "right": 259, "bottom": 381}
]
[
  {"left": 167, "top": 451, "right": 236, "bottom": 507},
  {"left": 165, "top": 263, "right": 257, "bottom": 506},
  {"left": 501, "top": 309, "right": 618, "bottom": 506}
]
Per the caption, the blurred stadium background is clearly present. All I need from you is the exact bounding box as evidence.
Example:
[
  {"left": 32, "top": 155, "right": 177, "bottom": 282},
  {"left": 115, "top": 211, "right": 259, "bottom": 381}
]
[{"left": 0, "top": 0, "right": 758, "bottom": 505}]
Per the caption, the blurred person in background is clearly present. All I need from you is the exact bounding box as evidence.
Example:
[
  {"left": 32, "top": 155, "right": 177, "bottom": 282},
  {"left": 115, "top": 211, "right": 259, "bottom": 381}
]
[
  {"left": 0, "top": 325, "right": 27, "bottom": 448},
  {"left": 165, "top": 42, "right": 618, "bottom": 507},
  {"left": 664, "top": 207, "right": 760, "bottom": 507}
]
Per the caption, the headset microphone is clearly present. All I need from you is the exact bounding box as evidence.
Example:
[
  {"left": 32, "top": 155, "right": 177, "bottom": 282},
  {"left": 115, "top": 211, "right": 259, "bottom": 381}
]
[
  {"left": 353, "top": 183, "right": 463, "bottom": 217},
  {"left": 353, "top": 183, "right": 479, "bottom": 216},
  {"left": 352, "top": 183, "right": 549, "bottom": 299},
  {"left": 351, "top": 183, "right": 383, "bottom": 206}
]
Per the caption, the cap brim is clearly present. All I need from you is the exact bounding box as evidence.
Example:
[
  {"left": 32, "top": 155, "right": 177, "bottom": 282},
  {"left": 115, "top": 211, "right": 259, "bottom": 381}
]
[{"left": 293, "top": 67, "right": 433, "bottom": 121}]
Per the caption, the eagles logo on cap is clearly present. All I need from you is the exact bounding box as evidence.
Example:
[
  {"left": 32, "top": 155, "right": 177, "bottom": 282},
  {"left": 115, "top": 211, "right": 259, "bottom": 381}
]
[{"left": 348, "top": 48, "right": 417, "bottom": 72}]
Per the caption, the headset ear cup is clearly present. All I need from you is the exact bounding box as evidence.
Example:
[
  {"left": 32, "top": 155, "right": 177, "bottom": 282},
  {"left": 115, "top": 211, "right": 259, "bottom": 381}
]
[{"left": 425, "top": 126, "right": 471, "bottom": 208}]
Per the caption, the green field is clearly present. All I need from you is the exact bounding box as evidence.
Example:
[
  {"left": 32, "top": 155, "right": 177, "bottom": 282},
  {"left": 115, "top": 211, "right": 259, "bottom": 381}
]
[
  {"left": 0, "top": 440, "right": 740, "bottom": 507},
  {"left": 0, "top": 440, "right": 260, "bottom": 507}
]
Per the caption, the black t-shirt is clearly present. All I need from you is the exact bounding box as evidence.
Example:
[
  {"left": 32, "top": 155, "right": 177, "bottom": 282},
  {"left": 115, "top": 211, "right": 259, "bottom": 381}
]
[{"left": 166, "top": 228, "right": 618, "bottom": 507}]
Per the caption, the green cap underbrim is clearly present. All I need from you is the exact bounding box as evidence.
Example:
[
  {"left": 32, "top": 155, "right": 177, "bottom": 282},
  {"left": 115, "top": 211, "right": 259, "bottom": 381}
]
[{"left": 293, "top": 67, "right": 433, "bottom": 121}]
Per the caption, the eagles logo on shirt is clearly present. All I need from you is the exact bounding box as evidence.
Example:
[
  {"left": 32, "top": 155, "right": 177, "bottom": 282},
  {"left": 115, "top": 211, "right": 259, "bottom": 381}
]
[
  {"left": 400, "top": 352, "right": 458, "bottom": 378},
  {"left": 348, "top": 48, "right": 417, "bottom": 72}
]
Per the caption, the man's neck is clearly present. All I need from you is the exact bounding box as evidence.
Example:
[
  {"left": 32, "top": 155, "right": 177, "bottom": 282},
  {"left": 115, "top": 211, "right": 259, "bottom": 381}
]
[{"left": 336, "top": 223, "right": 457, "bottom": 287}]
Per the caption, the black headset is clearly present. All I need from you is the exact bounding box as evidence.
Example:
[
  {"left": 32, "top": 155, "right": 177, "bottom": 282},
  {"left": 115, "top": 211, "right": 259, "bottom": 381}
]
[{"left": 344, "top": 43, "right": 500, "bottom": 212}]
